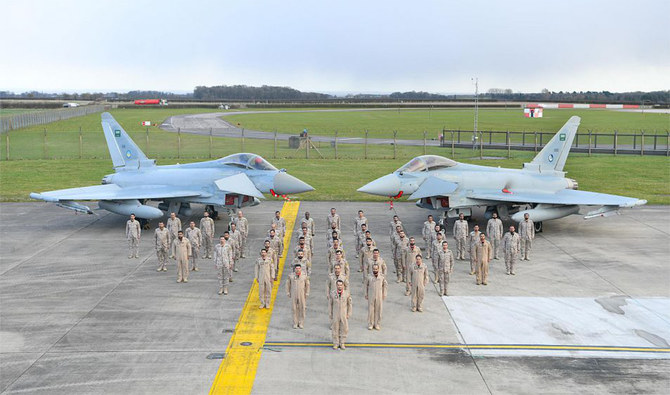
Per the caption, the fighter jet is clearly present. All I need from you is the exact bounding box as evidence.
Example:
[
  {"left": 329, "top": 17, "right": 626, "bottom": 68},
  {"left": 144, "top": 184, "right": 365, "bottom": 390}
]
[
  {"left": 358, "top": 116, "right": 646, "bottom": 232},
  {"left": 30, "top": 112, "right": 313, "bottom": 225}
]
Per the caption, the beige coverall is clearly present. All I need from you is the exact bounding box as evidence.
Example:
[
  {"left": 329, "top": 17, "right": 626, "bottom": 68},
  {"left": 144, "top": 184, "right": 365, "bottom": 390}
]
[
  {"left": 431, "top": 239, "right": 444, "bottom": 281},
  {"left": 265, "top": 247, "right": 278, "bottom": 279},
  {"left": 353, "top": 216, "right": 368, "bottom": 256},
  {"left": 519, "top": 219, "right": 535, "bottom": 260},
  {"left": 255, "top": 256, "right": 274, "bottom": 308},
  {"left": 232, "top": 216, "right": 248, "bottom": 258},
  {"left": 404, "top": 245, "right": 422, "bottom": 293},
  {"left": 409, "top": 263, "right": 429, "bottom": 311},
  {"left": 272, "top": 216, "right": 286, "bottom": 239},
  {"left": 365, "top": 273, "right": 387, "bottom": 328},
  {"left": 213, "top": 243, "right": 232, "bottom": 293},
  {"left": 468, "top": 231, "right": 481, "bottom": 273},
  {"left": 302, "top": 217, "right": 315, "bottom": 236},
  {"left": 367, "top": 257, "right": 388, "bottom": 278},
  {"left": 474, "top": 240, "right": 493, "bottom": 285},
  {"left": 329, "top": 289, "right": 352, "bottom": 348},
  {"left": 126, "top": 219, "right": 141, "bottom": 258},
  {"left": 286, "top": 272, "right": 310, "bottom": 327},
  {"left": 422, "top": 220, "right": 436, "bottom": 258},
  {"left": 394, "top": 236, "right": 409, "bottom": 282},
  {"left": 200, "top": 216, "right": 215, "bottom": 258},
  {"left": 185, "top": 227, "right": 202, "bottom": 270},
  {"left": 154, "top": 227, "right": 169, "bottom": 270},
  {"left": 225, "top": 235, "right": 239, "bottom": 275},
  {"left": 360, "top": 245, "right": 375, "bottom": 280},
  {"left": 171, "top": 237, "right": 192, "bottom": 283},
  {"left": 502, "top": 231, "right": 521, "bottom": 274},
  {"left": 166, "top": 217, "right": 182, "bottom": 244},
  {"left": 330, "top": 258, "right": 350, "bottom": 279},
  {"left": 436, "top": 248, "right": 454, "bottom": 295},
  {"left": 326, "top": 273, "right": 349, "bottom": 299},
  {"left": 326, "top": 213, "right": 341, "bottom": 232},
  {"left": 486, "top": 218, "right": 504, "bottom": 259},
  {"left": 327, "top": 246, "right": 345, "bottom": 268},
  {"left": 292, "top": 256, "right": 311, "bottom": 276},
  {"left": 453, "top": 219, "right": 469, "bottom": 260}
]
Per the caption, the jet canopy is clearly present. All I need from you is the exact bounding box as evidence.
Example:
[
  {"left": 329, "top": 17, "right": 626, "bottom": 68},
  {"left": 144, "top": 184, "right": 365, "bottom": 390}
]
[
  {"left": 219, "top": 153, "right": 277, "bottom": 171},
  {"left": 396, "top": 155, "right": 457, "bottom": 173}
]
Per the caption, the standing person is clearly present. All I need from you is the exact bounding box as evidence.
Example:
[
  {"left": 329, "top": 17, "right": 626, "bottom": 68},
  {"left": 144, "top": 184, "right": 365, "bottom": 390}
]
[
  {"left": 125, "top": 214, "right": 141, "bottom": 259},
  {"left": 474, "top": 233, "right": 493, "bottom": 285},
  {"left": 272, "top": 210, "right": 286, "bottom": 239},
  {"left": 368, "top": 248, "right": 387, "bottom": 277},
  {"left": 468, "top": 225, "right": 482, "bottom": 275},
  {"left": 302, "top": 211, "right": 315, "bottom": 237},
  {"left": 268, "top": 230, "right": 282, "bottom": 279},
  {"left": 389, "top": 215, "right": 403, "bottom": 243},
  {"left": 223, "top": 231, "right": 238, "bottom": 279},
  {"left": 232, "top": 210, "right": 249, "bottom": 258},
  {"left": 332, "top": 250, "right": 350, "bottom": 279},
  {"left": 171, "top": 230, "right": 191, "bottom": 283},
  {"left": 299, "top": 226, "right": 314, "bottom": 259},
  {"left": 431, "top": 232, "right": 445, "bottom": 283},
  {"left": 364, "top": 263, "right": 387, "bottom": 330},
  {"left": 229, "top": 223, "right": 242, "bottom": 271},
  {"left": 263, "top": 240, "right": 278, "bottom": 281},
  {"left": 355, "top": 223, "right": 369, "bottom": 263},
  {"left": 255, "top": 249, "right": 274, "bottom": 308},
  {"left": 294, "top": 236, "right": 312, "bottom": 262},
  {"left": 213, "top": 236, "right": 233, "bottom": 295},
  {"left": 329, "top": 280, "right": 352, "bottom": 350},
  {"left": 360, "top": 238, "right": 376, "bottom": 280},
  {"left": 200, "top": 211, "right": 215, "bottom": 259},
  {"left": 422, "top": 215, "right": 436, "bottom": 259},
  {"left": 409, "top": 255, "right": 429, "bottom": 312},
  {"left": 326, "top": 263, "right": 349, "bottom": 300},
  {"left": 292, "top": 249, "right": 311, "bottom": 277},
  {"left": 436, "top": 241, "right": 454, "bottom": 296},
  {"left": 166, "top": 212, "right": 182, "bottom": 245},
  {"left": 327, "top": 239, "right": 345, "bottom": 268},
  {"left": 286, "top": 264, "right": 310, "bottom": 329},
  {"left": 502, "top": 225, "right": 521, "bottom": 275},
  {"left": 185, "top": 221, "right": 202, "bottom": 271},
  {"left": 353, "top": 210, "right": 368, "bottom": 258},
  {"left": 404, "top": 237, "right": 422, "bottom": 295},
  {"left": 519, "top": 213, "right": 535, "bottom": 261},
  {"left": 453, "top": 213, "right": 469, "bottom": 260},
  {"left": 363, "top": 230, "right": 376, "bottom": 247},
  {"left": 486, "top": 212, "right": 503, "bottom": 260},
  {"left": 394, "top": 230, "right": 409, "bottom": 283},
  {"left": 326, "top": 223, "right": 341, "bottom": 246},
  {"left": 268, "top": 223, "right": 284, "bottom": 257},
  {"left": 326, "top": 208, "right": 341, "bottom": 232},
  {"left": 154, "top": 221, "right": 170, "bottom": 271}
]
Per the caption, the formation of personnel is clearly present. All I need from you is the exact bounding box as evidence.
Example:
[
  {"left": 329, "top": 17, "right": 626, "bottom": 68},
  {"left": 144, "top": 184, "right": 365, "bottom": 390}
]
[{"left": 121, "top": 206, "right": 538, "bottom": 351}]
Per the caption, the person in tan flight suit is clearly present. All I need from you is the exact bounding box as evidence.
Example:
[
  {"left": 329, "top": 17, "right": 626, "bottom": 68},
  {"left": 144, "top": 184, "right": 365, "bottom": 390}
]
[
  {"left": 298, "top": 227, "right": 314, "bottom": 260},
  {"left": 360, "top": 238, "right": 376, "bottom": 281},
  {"left": 518, "top": 213, "right": 535, "bottom": 261},
  {"left": 223, "top": 231, "right": 237, "bottom": 281},
  {"left": 327, "top": 225, "right": 342, "bottom": 249},
  {"left": 389, "top": 215, "right": 403, "bottom": 244},
  {"left": 292, "top": 249, "right": 311, "bottom": 277},
  {"left": 229, "top": 223, "right": 241, "bottom": 272},
  {"left": 286, "top": 264, "right": 310, "bottom": 329},
  {"left": 328, "top": 239, "right": 345, "bottom": 268},
  {"left": 404, "top": 237, "right": 422, "bottom": 295},
  {"left": 154, "top": 221, "right": 170, "bottom": 271},
  {"left": 422, "top": 215, "right": 436, "bottom": 259},
  {"left": 326, "top": 207, "right": 341, "bottom": 232},
  {"left": 394, "top": 230, "right": 410, "bottom": 283},
  {"left": 468, "top": 225, "right": 482, "bottom": 275},
  {"left": 326, "top": 263, "right": 349, "bottom": 301},
  {"left": 272, "top": 210, "right": 286, "bottom": 240},
  {"left": 486, "top": 212, "right": 503, "bottom": 260},
  {"left": 200, "top": 211, "right": 215, "bottom": 259},
  {"left": 126, "top": 214, "right": 141, "bottom": 259},
  {"left": 185, "top": 221, "right": 202, "bottom": 271},
  {"left": 453, "top": 213, "right": 469, "bottom": 260},
  {"left": 255, "top": 249, "right": 274, "bottom": 308},
  {"left": 294, "top": 237, "right": 312, "bottom": 265},
  {"left": 355, "top": 223, "right": 369, "bottom": 264},
  {"left": 368, "top": 249, "right": 387, "bottom": 277},
  {"left": 329, "top": 280, "right": 352, "bottom": 350},
  {"left": 263, "top": 240, "right": 278, "bottom": 282},
  {"left": 409, "top": 255, "right": 429, "bottom": 312},
  {"left": 431, "top": 232, "right": 445, "bottom": 283},
  {"left": 171, "top": 230, "right": 191, "bottom": 283},
  {"left": 268, "top": 223, "right": 284, "bottom": 257},
  {"left": 353, "top": 210, "right": 368, "bottom": 258},
  {"left": 365, "top": 263, "right": 387, "bottom": 330},
  {"left": 436, "top": 241, "right": 454, "bottom": 296},
  {"left": 390, "top": 224, "right": 403, "bottom": 268},
  {"left": 474, "top": 233, "right": 493, "bottom": 285},
  {"left": 332, "top": 250, "right": 350, "bottom": 279},
  {"left": 232, "top": 210, "right": 249, "bottom": 258},
  {"left": 166, "top": 212, "right": 182, "bottom": 245},
  {"left": 268, "top": 230, "right": 282, "bottom": 279},
  {"left": 302, "top": 211, "right": 315, "bottom": 236},
  {"left": 502, "top": 225, "right": 521, "bottom": 275},
  {"left": 213, "top": 236, "right": 232, "bottom": 295}
]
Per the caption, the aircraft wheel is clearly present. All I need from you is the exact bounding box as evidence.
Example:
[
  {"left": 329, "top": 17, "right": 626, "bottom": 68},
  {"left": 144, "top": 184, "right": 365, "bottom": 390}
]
[{"left": 534, "top": 221, "right": 543, "bottom": 233}]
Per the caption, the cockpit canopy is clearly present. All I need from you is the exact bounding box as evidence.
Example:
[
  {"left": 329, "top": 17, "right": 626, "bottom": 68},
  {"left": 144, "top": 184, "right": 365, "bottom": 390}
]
[
  {"left": 396, "top": 155, "right": 457, "bottom": 173},
  {"left": 219, "top": 153, "right": 277, "bottom": 171}
]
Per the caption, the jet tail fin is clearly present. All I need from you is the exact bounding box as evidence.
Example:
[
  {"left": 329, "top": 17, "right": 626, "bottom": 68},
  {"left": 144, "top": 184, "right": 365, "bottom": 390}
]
[
  {"left": 101, "top": 112, "right": 154, "bottom": 170},
  {"left": 524, "top": 116, "right": 580, "bottom": 173}
]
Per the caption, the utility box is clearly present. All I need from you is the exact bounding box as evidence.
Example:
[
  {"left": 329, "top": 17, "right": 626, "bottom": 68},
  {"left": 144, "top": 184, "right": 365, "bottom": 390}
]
[{"left": 289, "top": 136, "right": 301, "bottom": 148}]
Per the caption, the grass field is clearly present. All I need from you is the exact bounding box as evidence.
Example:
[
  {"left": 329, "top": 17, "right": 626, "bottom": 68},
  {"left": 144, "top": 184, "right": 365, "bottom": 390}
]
[
  {"left": 0, "top": 108, "right": 47, "bottom": 116},
  {"left": 0, "top": 107, "right": 668, "bottom": 204}
]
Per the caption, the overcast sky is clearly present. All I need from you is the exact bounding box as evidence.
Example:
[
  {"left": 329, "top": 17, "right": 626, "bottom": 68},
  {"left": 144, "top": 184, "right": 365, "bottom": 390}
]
[{"left": 1, "top": 0, "right": 668, "bottom": 94}]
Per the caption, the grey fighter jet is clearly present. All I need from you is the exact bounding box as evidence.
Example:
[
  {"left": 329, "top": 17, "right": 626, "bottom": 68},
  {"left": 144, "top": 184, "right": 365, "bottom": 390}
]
[
  {"left": 358, "top": 116, "right": 646, "bottom": 232},
  {"left": 30, "top": 113, "right": 313, "bottom": 224}
]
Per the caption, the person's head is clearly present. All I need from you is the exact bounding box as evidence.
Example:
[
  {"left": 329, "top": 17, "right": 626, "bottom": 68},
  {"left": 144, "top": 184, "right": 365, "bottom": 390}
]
[
  {"left": 479, "top": 233, "right": 486, "bottom": 242},
  {"left": 299, "top": 237, "right": 305, "bottom": 246},
  {"left": 158, "top": 221, "right": 164, "bottom": 229},
  {"left": 459, "top": 213, "right": 464, "bottom": 220},
  {"left": 436, "top": 232, "right": 443, "bottom": 240},
  {"left": 275, "top": 210, "right": 281, "bottom": 219},
  {"left": 509, "top": 225, "right": 516, "bottom": 233},
  {"left": 270, "top": 223, "right": 277, "bottom": 231},
  {"left": 230, "top": 222, "right": 236, "bottom": 231},
  {"left": 129, "top": 213, "right": 135, "bottom": 221},
  {"left": 189, "top": 221, "right": 195, "bottom": 229},
  {"left": 269, "top": 229, "right": 276, "bottom": 237},
  {"left": 428, "top": 215, "right": 433, "bottom": 221},
  {"left": 336, "top": 279, "right": 344, "bottom": 292},
  {"left": 331, "top": 222, "right": 337, "bottom": 229},
  {"left": 365, "top": 230, "right": 371, "bottom": 237},
  {"left": 393, "top": 215, "right": 399, "bottom": 222},
  {"left": 219, "top": 236, "right": 226, "bottom": 245},
  {"left": 335, "top": 250, "right": 343, "bottom": 259},
  {"left": 361, "top": 223, "right": 367, "bottom": 231},
  {"left": 396, "top": 225, "right": 402, "bottom": 232},
  {"left": 524, "top": 213, "right": 530, "bottom": 220},
  {"left": 297, "top": 249, "right": 304, "bottom": 259},
  {"left": 409, "top": 237, "right": 415, "bottom": 246},
  {"left": 366, "top": 237, "right": 373, "bottom": 247},
  {"left": 474, "top": 225, "right": 479, "bottom": 231},
  {"left": 372, "top": 248, "right": 380, "bottom": 259},
  {"left": 372, "top": 263, "right": 380, "bottom": 275},
  {"left": 224, "top": 231, "right": 230, "bottom": 240},
  {"left": 334, "top": 263, "right": 342, "bottom": 275},
  {"left": 237, "top": 210, "right": 243, "bottom": 218},
  {"left": 415, "top": 254, "right": 423, "bottom": 265},
  {"left": 333, "top": 238, "right": 340, "bottom": 247},
  {"left": 399, "top": 230, "right": 405, "bottom": 238},
  {"left": 435, "top": 224, "right": 441, "bottom": 232},
  {"left": 264, "top": 240, "right": 270, "bottom": 248},
  {"left": 442, "top": 240, "right": 449, "bottom": 250},
  {"left": 330, "top": 208, "right": 336, "bottom": 215},
  {"left": 170, "top": 212, "right": 176, "bottom": 219},
  {"left": 492, "top": 212, "right": 498, "bottom": 219},
  {"left": 177, "top": 230, "right": 183, "bottom": 240},
  {"left": 358, "top": 210, "right": 364, "bottom": 218},
  {"left": 331, "top": 231, "right": 338, "bottom": 239},
  {"left": 203, "top": 211, "right": 209, "bottom": 218},
  {"left": 305, "top": 211, "right": 310, "bottom": 219},
  {"left": 302, "top": 226, "right": 308, "bottom": 234},
  {"left": 294, "top": 264, "right": 302, "bottom": 275},
  {"left": 260, "top": 248, "right": 267, "bottom": 257}
]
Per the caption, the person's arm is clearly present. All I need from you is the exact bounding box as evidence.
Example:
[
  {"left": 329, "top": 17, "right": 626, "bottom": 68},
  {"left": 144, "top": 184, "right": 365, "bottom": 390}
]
[
  {"left": 286, "top": 276, "right": 291, "bottom": 297},
  {"left": 305, "top": 277, "right": 310, "bottom": 297},
  {"left": 346, "top": 293, "right": 352, "bottom": 318},
  {"left": 382, "top": 278, "right": 388, "bottom": 300},
  {"left": 364, "top": 277, "right": 369, "bottom": 300}
]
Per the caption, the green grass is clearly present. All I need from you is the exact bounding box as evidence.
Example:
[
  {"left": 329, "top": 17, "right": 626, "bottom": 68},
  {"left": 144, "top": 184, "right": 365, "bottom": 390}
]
[{"left": 0, "top": 108, "right": 48, "bottom": 116}]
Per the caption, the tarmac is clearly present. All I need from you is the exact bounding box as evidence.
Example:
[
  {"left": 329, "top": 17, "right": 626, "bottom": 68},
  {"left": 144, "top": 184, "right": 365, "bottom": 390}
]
[{"left": 1, "top": 201, "right": 669, "bottom": 394}]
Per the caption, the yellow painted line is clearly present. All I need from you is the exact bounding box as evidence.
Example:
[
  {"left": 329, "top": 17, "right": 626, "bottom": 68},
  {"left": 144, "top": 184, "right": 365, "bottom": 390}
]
[
  {"left": 210, "top": 201, "right": 301, "bottom": 395},
  {"left": 263, "top": 341, "right": 670, "bottom": 353}
]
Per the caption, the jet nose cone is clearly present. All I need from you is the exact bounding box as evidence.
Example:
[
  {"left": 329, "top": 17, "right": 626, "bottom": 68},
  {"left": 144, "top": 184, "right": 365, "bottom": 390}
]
[
  {"left": 273, "top": 172, "right": 314, "bottom": 194},
  {"left": 357, "top": 174, "right": 402, "bottom": 196}
]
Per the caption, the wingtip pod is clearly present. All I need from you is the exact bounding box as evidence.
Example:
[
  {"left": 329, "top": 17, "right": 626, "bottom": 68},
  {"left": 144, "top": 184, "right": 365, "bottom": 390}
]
[{"left": 30, "top": 192, "right": 57, "bottom": 202}]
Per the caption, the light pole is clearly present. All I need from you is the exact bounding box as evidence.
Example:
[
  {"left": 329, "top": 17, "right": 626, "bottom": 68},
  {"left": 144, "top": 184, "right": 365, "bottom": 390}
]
[{"left": 472, "top": 77, "right": 479, "bottom": 150}]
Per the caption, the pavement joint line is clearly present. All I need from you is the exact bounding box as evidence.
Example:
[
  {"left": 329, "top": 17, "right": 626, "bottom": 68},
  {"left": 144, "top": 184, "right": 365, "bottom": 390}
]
[
  {"left": 209, "top": 201, "right": 300, "bottom": 395},
  {"left": 261, "top": 342, "right": 670, "bottom": 353}
]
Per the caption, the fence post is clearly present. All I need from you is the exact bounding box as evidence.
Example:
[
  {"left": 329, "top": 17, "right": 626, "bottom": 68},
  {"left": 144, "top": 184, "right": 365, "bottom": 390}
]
[
  {"left": 640, "top": 131, "right": 644, "bottom": 156},
  {"left": 334, "top": 131, "right": 338, "bottom": 159},
  {"left": 506, "top": 130, "right": 510, "bottom": 159},
  {"left": 43, "top": 128, "right": 48, "bottom": 159},
  {"left": 209, "top": 128, "right": 213, "bottom": 159},
  {"left": 588, "top": 130, "right": 592, "bottom": 157},
  {"left": 614, "top": 130, "right": 618, "bottom": 156},
  {"left": 5, "top": 130, "right": 9, "bottom": 160},
  {"left": 365, "top": 130, "right": 368, "bottom": 159},
  {"left": 522, "top": 131, "right": 526, "bottom": 146},
  {"left": 305, "top": 136, "right": 309, "bottom": 159},
  {"left": 479, "top": 131, "right": 483, "bottom": 159},
  {"left": 633, "top": 134, "right": 637, "bottom": 150},
  {"left": 457, "top": 130, "right": 461, "bottom": 143},
  {"left": 533, "top": 131, "right": 537, "bottom": 153},
  {"left": 146, "top": 127, "right": 150, "bottom": 155},
  {"left": 274, "top": 130, "right": 278, "bottom": 159},
  {"left": 79, "top": 127, "right": 83, "bottom": 159},
  {"left": 393, "top": 131, "right": 397, "bottom": 159},
  {"left": 667, "top": 131, "right": 669, "bottom": 157},
  {"left": 451, "top": 131, "right": 455, "bottom": 158},
  {"left": 423, "top": 130, "right": 427, "bottom": 155},
  {"left": 177, "top": 127, "right": 181, "bottom": 159},
  {"left": 653, "top": 133, "right": 657, "bottom": 150}
]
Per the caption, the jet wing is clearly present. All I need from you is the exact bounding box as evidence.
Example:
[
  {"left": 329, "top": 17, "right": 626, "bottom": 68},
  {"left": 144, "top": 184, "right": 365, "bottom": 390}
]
[
  {"left": 469, "top": 189, "right": 646, "bottom": 208},
  {"left": 214, "top": 173, "right": 265, "bottom": 199},
  {"left": 409, "top": 176, "right": 459, "bottom": 200},
  {"left": 30, "top": 184, "right": 205, "bottom": 202}
]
